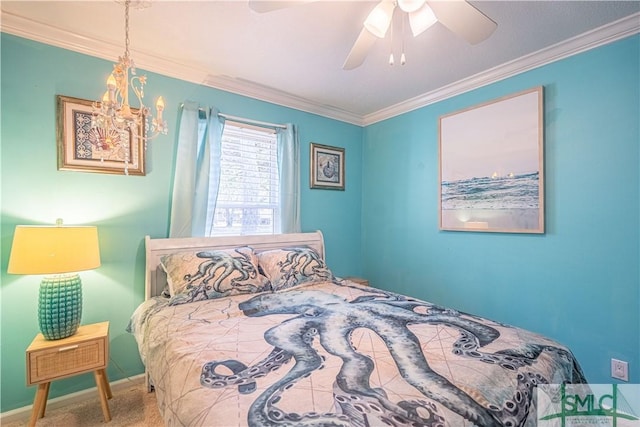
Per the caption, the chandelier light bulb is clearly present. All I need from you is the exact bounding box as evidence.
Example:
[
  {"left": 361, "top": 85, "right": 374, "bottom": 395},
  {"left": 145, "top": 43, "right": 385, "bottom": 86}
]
[
  {"left": 106, "top": 73, "right": 117, "bottom": 89},
  {"left": 400, "top": 52, "right": 406, "bottom": 65},
  {"left": 389, "top": 53, "right": 395, "bottom": 66}
]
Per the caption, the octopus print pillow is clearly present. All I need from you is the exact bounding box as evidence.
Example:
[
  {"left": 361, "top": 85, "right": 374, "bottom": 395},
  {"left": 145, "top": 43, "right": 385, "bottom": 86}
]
[
  {"left": 160, "top": 246, "right": 270, "bottom": 306},
  {"left": 257, "top": 247, "right": 335, "bottom": 291}
]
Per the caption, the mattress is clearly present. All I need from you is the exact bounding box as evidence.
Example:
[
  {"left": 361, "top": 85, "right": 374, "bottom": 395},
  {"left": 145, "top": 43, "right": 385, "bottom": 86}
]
[{"left": 128, "top": 279, "right": 586, "bottom": 426}]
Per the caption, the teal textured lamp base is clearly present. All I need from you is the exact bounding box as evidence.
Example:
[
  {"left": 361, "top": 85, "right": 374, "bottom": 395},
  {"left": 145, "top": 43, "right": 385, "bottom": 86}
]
[{"left": 38, "top": 274, "right": 83, "bottom": 340}]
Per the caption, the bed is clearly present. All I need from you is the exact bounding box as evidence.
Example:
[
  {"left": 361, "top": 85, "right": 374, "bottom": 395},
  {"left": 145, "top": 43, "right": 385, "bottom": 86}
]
[{"left": 128, "top": 231, "right": 586, "bottom": 426}]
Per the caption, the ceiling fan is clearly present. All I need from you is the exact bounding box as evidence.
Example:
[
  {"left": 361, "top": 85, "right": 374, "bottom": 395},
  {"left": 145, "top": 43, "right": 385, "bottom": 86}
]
[{"left": 248, "top": 0, "right": 497, "bottom": 70}]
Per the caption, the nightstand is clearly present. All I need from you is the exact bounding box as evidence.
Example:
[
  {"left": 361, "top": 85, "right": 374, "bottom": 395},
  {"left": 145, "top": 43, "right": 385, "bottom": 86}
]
[
  {"left": 26, "top": 321, "right": 112, "bottom": 426},
  {"left": 344, "top": 277, "right": 370, "bottom": 286}
]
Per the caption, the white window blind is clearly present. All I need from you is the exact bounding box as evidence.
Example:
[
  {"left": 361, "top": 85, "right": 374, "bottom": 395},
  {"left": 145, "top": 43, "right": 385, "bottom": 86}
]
[{"left": 208, "top": 122, "right": 280, "bottom": 236}]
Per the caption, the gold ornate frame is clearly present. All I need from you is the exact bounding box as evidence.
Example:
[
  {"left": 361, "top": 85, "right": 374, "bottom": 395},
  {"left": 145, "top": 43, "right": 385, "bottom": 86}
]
[{"left": 56, "top": 95, "right": 145, "bottom": 176}]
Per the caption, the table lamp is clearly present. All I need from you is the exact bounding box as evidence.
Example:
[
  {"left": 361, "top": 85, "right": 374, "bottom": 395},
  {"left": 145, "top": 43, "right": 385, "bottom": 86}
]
[{"left": 8, "top": 219, "right": 100, "bottom": 340}]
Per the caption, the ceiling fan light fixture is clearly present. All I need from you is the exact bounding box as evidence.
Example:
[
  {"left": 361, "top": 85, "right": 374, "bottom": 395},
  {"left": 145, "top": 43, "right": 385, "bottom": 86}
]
[
  {"left": 398, "top": 0, "right": 425, "bottom": 13},
  {"left": 409, "top": 4, "right": 438, "bottom": 37},
  {"left": 363, "top": 0, "right": 395, "bottom": 38}
]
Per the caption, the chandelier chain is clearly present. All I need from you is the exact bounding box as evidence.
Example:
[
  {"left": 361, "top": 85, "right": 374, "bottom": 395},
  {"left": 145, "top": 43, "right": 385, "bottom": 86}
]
[{"left": 124, "top": 0, "right": 130, "bottom": 58}]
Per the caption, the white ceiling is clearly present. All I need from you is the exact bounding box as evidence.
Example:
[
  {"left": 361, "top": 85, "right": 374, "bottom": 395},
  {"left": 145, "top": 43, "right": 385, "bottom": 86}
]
[{"left": 2, "top": 1, "right": 639, "bottom": 125}]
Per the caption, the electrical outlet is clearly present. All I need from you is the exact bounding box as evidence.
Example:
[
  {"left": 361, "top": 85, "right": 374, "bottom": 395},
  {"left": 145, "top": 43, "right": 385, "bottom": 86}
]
[{"left": 611, "top": 358, "right": 629, "bottom": 381}]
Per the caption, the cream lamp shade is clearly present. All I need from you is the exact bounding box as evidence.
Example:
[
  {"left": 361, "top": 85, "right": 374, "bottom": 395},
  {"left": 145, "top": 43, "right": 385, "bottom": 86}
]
[
  {"left": 8, "top": 222, "right": 101, "bottom": 340},
  {"left": 8, "top": 225, "right": 100, "bottom": 274}
]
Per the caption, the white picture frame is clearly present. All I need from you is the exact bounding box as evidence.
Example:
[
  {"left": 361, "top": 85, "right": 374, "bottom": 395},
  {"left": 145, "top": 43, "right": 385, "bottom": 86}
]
[{"left": 439, "top": 87, "right": 544, "bottom": 233}]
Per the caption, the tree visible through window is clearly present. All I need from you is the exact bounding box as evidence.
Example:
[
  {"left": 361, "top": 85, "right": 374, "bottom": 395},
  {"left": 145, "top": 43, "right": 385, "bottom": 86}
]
[{"left": 208, "top": 122, "right": 280, "bottom": 236}]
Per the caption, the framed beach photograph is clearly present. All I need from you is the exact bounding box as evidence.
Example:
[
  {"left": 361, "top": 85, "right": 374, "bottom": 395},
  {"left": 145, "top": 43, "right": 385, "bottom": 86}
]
[
  {"left": 310, "top": 143, "right": 345, "bottom": 190},
  {"left": 56, "top": 95, "right": 145, "bottom": 175},
  {"left": 439, "top": 87, "right": 544, "bottom": 233}
]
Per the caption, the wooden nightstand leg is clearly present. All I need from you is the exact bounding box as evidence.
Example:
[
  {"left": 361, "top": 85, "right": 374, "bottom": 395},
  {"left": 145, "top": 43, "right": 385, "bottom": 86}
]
[
  {"left": 96, "top": 367, "right": 113, "bottom": 399},
  {"left": 94, "top": 369, "right": 112, "bottom": 422},
  {"left": 29, "top": 382, "right": 50, "bottom": 426},
  {"left": 39, "top": 382, "right": 50, "bottom": 418},
  {"left": 102, "top": 369, "right": 113, "bottom": 399}
]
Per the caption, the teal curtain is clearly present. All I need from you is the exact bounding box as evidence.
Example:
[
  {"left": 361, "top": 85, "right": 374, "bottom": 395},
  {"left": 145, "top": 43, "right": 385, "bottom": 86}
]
[
  {"left": 169, "top": 103, "right": 224, "bottom": 237},
  {"left": 170, "top": 106, "right": 297, "bottom": 236},
  {"left": 204, "top": 109, "right": 224, "bottom": 236},
  {"left": 277, "top": 124, "right": 300, "bottom": 233}
]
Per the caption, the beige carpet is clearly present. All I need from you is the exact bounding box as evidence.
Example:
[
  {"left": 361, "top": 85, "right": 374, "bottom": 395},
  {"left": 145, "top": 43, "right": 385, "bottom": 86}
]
[{"left": 3, "top": 383, "right": 163, "bottom": 427}]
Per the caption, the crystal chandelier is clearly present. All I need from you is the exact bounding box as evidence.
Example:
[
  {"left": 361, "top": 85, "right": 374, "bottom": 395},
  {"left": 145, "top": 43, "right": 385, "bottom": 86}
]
[{"left": 92, "top": 0, "right": 167, "bottom": 173}]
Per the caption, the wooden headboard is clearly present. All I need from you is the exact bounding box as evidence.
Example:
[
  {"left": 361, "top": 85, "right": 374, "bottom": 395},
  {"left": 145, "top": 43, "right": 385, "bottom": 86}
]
[{"left": 144, "top": 231, "right": 326, "bottom": 299}]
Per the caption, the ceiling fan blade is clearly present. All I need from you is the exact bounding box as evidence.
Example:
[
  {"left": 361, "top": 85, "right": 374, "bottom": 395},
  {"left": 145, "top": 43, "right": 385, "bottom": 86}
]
[
  {"left": 426, "top": 0, "right": 497, "bottom": 44},
  {"left": 363, "top": 0, "right": 395, "bottom": 38},
  {"left": 248, "top": 1, "right": 315, "bottom": 13},
  {"left": 342, "top": 28, "right": 378, "bottom": 70}
]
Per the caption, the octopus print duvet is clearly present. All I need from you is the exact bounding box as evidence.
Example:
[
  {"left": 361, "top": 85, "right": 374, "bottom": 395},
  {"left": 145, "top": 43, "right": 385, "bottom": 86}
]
[{"left": 128, "top": 280, "right": 586, "bottom": 426}]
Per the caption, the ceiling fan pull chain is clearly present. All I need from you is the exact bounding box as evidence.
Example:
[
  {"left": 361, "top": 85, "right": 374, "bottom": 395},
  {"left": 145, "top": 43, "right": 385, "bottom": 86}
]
[
  {"left": 389, "top": 8, "right": 395, "bottom": 65},
  {"left": 401, "top": 12, "right": 407, "bottom": 65}
]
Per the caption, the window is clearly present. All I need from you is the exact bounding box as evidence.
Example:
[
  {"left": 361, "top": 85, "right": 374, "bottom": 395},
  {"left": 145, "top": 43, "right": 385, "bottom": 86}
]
[{"left": 207, "top": 122, "right": 280, "bottom": 236}]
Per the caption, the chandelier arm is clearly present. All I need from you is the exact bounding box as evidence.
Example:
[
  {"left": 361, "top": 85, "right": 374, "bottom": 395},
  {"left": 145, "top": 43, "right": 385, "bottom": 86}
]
[{"left": 130, "top": 75, "right": 145, "bottom": 105}]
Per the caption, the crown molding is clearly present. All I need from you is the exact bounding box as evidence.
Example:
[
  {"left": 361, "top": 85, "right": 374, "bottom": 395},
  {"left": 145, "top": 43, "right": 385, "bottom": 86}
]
[
  {"left": 0, "top": 11, "right": 213, "bottom": 97},
  {"left": 362, "top": 12, "right": 640, "bottom": 125},
  {"left": 2, "top": 11, "right": 639, "bottom": 127},
  {"left": 201, "top": 75, "right": 365, "bottom": 126},
  {"left": 0, "top": 10, "right": 364, "bottom": 126}
]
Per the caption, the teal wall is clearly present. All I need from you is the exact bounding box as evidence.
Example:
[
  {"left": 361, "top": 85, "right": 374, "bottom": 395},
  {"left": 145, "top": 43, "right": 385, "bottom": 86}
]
[
  {"left": 362, "top": 35, "right": 640, "bottom": 385},
  {"left": 1, "top": 31, "right": 638, "bottom": 414},
  {"left": 0, "top": 34, "right": 363, "bottom": 412}
]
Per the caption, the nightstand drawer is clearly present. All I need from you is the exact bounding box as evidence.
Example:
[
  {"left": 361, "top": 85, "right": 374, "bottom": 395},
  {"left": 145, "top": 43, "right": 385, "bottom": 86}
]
[{"left": 28, "top": 338, "right": 106, "bottom": 385}]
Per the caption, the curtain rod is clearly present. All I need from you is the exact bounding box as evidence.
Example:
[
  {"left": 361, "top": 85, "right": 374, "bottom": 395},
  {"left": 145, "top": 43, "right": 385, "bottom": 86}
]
[{"left": 218, "top": 113, "right": 287, "bottom": 130}]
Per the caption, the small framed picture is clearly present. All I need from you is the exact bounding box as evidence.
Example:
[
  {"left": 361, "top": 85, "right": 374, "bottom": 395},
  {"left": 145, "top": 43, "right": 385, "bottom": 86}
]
[
  {"left": 56, "top": 95, "right": 145, "bottom": 175},
  {"left": 310, "top": 143, "right": 345, "bottom": 190}
]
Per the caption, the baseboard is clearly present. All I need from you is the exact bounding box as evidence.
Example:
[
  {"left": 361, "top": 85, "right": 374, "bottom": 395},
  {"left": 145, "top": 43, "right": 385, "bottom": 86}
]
[{"left": 0, "top": 374, "right": 145, "bottom": 424}]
